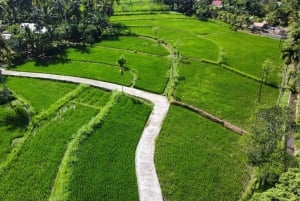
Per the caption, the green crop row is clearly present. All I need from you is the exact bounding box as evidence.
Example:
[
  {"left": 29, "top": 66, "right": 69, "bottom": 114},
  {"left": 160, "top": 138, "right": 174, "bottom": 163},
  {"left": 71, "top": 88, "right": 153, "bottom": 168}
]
[
  {"left": 0, "top": 78, "right": 80, "bottom": 173},
  {"left": 0, "top": 104, "right": 27, "bottom": 164},
  {"left": 155, "top": 105, "right": 249, "bottom": 201},
  {"left": 49, "top": 91, "right": 118, "bottom": 201},
  {"left": 175, "top": 60, "right": 278, "bottom": 128},
  {"left": 114, "top": 0, "right": 169, "bottom": 13},
  {"left": 5, "top": 77, "right": 77, "bottom": 113},
  {"left": 97, "top": 36, "right": 169, "bottom": 56},
  {"left": 67, "top": 95, "right": 152, "bottom": 201},
  {"left": 111, "top": 12, "right": 282, "bottom": 85},
  {"left": 15, "top": 44, "right": 169, "bottom": 93},
  {"left": 0, "top": 87, "right": 111, "bottom": 200},
  {"left": 0, "top": 105, "right": 98, "bottom": 200}
]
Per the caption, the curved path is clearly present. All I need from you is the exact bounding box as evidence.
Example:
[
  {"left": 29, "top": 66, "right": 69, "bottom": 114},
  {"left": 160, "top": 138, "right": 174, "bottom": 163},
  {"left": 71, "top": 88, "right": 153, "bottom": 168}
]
[{"left": 1, "top": 68, "right": 169, "bottom": 201}]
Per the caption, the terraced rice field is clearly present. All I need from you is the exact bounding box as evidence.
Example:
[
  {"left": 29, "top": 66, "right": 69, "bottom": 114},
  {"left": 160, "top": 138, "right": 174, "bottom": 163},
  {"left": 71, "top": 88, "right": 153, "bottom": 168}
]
[{"left": 0, "top": 0, "right": 285, "bottom": 200}]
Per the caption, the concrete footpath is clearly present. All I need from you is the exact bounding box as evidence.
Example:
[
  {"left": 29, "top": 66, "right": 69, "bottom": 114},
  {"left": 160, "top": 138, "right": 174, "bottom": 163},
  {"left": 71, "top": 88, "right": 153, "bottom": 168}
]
[{"left": 1, "top": 69, "right": 170, "bottom": 201}]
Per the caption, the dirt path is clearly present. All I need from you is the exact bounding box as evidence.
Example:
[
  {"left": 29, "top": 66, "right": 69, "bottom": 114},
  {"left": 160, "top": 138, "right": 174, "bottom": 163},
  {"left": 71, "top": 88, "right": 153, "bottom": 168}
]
[{"left": 1, "top": 68, "right": 169, "bottom": 201}]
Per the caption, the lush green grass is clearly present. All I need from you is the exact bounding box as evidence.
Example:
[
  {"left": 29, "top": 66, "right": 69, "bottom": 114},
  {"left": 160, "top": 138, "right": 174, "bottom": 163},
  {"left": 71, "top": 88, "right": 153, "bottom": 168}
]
[
  {"left": 98, "top": 36, "right": 169, "bottom": 56},
  {"left": 114, "top": 0, "right": 169, "bottom": 13},
  {"left": 0, "top": 104, "right": 27, "bottom": 164},
  {"left": 174, "top": 60, "right": 278, "bottom": 128},
  {"left": 15, "top": 41, "right": 169, "bottom": 93},
  {"left": 0, "top": 77, "right": 76, "bottom": 166},
  {"left": 68, "top": 96, "right": 151, "bottom": 201},
  {"left": 206, "top": 31, "right": 282, "bottom": 84},
  {"left": 155, "top": 105, "right": 249, "bottom": 201},
  {"left": 179, "top": 36, "right": 219, "bottom": 61},
  {"left": 112, "top": 13, "right": 282, "bottom": 84},
  {"left": 71, "top": 86, "right": 112, "bottom": 108},
  {"left": 15, "top": 61, "right": 132, "bottom": 86},
  {"left": 0, "top": 88, "right": 110, "bottom": 201},
  {"left": 5, "top": 77, "right": 76, "bottom": 113}
]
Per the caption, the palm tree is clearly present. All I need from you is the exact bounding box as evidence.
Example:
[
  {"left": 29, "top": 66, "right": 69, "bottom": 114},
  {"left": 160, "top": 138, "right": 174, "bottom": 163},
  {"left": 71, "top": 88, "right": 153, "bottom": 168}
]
[{"left": 279, "top": 19, "right": 300, "bottom": 155}]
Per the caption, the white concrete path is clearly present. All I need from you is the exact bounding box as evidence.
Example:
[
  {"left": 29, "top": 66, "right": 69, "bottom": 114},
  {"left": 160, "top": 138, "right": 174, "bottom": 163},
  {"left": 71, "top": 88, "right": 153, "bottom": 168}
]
[{"left": 1, "top": 68, "right": 169, "bottom": 201}]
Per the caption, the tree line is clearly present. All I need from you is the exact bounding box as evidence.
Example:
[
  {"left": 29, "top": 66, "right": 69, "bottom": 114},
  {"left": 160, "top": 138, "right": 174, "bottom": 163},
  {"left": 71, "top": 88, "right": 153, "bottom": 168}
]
[
  {"left": 159, "top": 0, "right": 299, "bottom": 29},
  {"left": 0, "top": 0, "right": 116, "bottom": 65}
]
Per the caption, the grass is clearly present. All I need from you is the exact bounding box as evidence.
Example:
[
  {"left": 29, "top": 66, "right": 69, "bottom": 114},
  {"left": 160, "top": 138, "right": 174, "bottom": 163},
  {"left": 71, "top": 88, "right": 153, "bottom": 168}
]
[
  {"left": 0, "top": 87, "right": 110, "bottom": 201},
  {"left": 114, "top": 0, "right": 169, "bottom": 13},
  {"left": 5, "top": 77, "right": 76, "bottom": 113},
  {"left": 0, "top": 77, "right": 76, "bottom": 166},
  {"left": 15, "top": 40, "right": 170, "bottom": 93},
  {"left": 206, "top": 31, "right": 283, "bottom": 84},
  {"left": 155, "top": 105, "right": 249, "bottom": 201},
  {"left": 49, "top": 91, "right": 119, "bottom": 201},
  {"left": 15, "top": 61, "right": 132, "bottom": 86},
  {"left": 111, "top": 13, "right": 282, "bottom": 84},
  {"left": 175, "top": 60, "right": 278, "bottom": 128},
  {"left": 98, "top": 36, "right": 169, "bottom": 56},
  {"left": 0, "top": 104, "right": 27, "bottom": 164},
  {"left": 67, "top": 95, "right": 151, "bottom": 201}
]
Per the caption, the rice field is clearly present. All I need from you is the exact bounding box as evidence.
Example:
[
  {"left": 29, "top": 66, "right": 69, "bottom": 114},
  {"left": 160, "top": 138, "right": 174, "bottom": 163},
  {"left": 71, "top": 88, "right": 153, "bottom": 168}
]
[
  {"left": 155, "top": 105, "right": 249, "bottom": 201},
  {"left": 0, "top": 88, "right": 110, "bottom": 200},
  {"left": 67, "top": 96, "right": 151, "bottom": 201},
  {"left": 174, "top": 60, "right": 278, "bottom": 128},
  {"left": 15, "top": 36, "right": 170, "bottom": 94}
]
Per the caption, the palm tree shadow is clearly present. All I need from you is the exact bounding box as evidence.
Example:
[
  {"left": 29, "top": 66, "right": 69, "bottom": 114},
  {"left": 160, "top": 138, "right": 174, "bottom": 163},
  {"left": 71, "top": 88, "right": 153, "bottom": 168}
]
[
  {"left": 34, "top": 50, "right": 70, "bottom": 67},
  {"left": 72, "top": 44, "right": 91, "bottom": 54},
  {"left": 0, "top": 109, "right": 29, "bottom": 130}
]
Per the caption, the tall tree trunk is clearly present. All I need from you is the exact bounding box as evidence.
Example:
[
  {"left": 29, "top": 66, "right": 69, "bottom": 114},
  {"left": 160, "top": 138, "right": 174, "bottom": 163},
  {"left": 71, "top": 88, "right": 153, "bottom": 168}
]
[
  {"left": 285, "top": 91, "right": 298, "bottom": 156},
  {"left": 277, "top": 64, "right": 289, "bottom": 105}
]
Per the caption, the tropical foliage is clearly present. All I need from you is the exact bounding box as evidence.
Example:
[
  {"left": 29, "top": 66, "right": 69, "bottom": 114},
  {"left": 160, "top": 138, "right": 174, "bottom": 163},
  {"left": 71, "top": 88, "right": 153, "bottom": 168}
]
[{"left": 0, "top": 0, "right": 115, "bottom": 64}]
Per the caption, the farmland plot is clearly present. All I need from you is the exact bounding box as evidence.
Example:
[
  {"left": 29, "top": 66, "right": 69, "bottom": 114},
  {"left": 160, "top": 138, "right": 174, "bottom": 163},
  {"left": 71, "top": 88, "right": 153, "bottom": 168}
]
[
  {"left": 67, "top": 96, "right": 151, "bottom": 201},
  {"left": 0, "top": 87, "right": 111, "bottom": 200}
]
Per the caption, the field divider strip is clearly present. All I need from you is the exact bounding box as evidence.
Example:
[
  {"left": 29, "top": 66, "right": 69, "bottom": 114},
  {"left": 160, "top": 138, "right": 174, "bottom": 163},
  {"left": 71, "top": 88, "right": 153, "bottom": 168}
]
[
  {"left": 0, "top": 84, "right": 87, "bottom": 175},
  {"left": 181, "top": 57, "right": 280, "bottom": 89},
  {"left": 49, "top": 91, "right": 120, "bottom": 201},
  {"left": 1, "top": 68, "right": 170, "bottom": 201},
  {"left": 172, "top": 100, "right": 248, "bottom": 135},
  {"left": 70, "top": 100, "right": 102, "bottom": 110},
  {"left": 94, "top": 45, "right": 168, "bottom": 57},
  {"left": 70, "top": 59, "right": 120, "bottom": 68}
]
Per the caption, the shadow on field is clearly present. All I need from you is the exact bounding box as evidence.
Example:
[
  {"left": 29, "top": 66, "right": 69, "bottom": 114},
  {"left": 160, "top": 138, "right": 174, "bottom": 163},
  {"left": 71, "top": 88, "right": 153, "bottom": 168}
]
[
  {"left": 34, "top": 49, "right": 70, "bottom": 67},
  {"left": 108, "top": 23, "right": 136, "bottom": 40},
  {"left": 0, "top": 108, "right": 29, "bottom": 130}
]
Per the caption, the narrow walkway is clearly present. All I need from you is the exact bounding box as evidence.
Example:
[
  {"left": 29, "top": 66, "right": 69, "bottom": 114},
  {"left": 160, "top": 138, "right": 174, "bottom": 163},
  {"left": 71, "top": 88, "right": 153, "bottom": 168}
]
[{"left": 1, "top": 68, "right": 169, "bottom": 201}]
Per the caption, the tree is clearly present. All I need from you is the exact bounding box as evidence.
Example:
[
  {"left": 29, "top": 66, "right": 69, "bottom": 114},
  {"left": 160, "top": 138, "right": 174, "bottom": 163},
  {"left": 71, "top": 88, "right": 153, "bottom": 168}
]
[
  {"left": 278, "top": 18, "right": 300, "bottom": 155},
  {"left": 117, "top": 54, "right": 126, "bottom": 74},
  {"left": 258, "top": 59, "right": 274, "bottom": 102},
  {"left": 250, "top": 168, "right": 300, "bottom": 200},
  {"left": 247, "top": 106, "right": 288, "bottom": 188},
  {"left": 0, "top": 35, "right": 14, "bottom": 66}
]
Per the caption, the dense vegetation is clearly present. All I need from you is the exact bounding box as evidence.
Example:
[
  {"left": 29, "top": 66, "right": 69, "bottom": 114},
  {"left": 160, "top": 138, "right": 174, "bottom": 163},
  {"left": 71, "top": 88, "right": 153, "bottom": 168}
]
[
  {"left": 0, "top": 0, "right": 115, "bottom": 64},
  {"left": 159, "top": 0, "right": 300, "bottom": 28}
]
